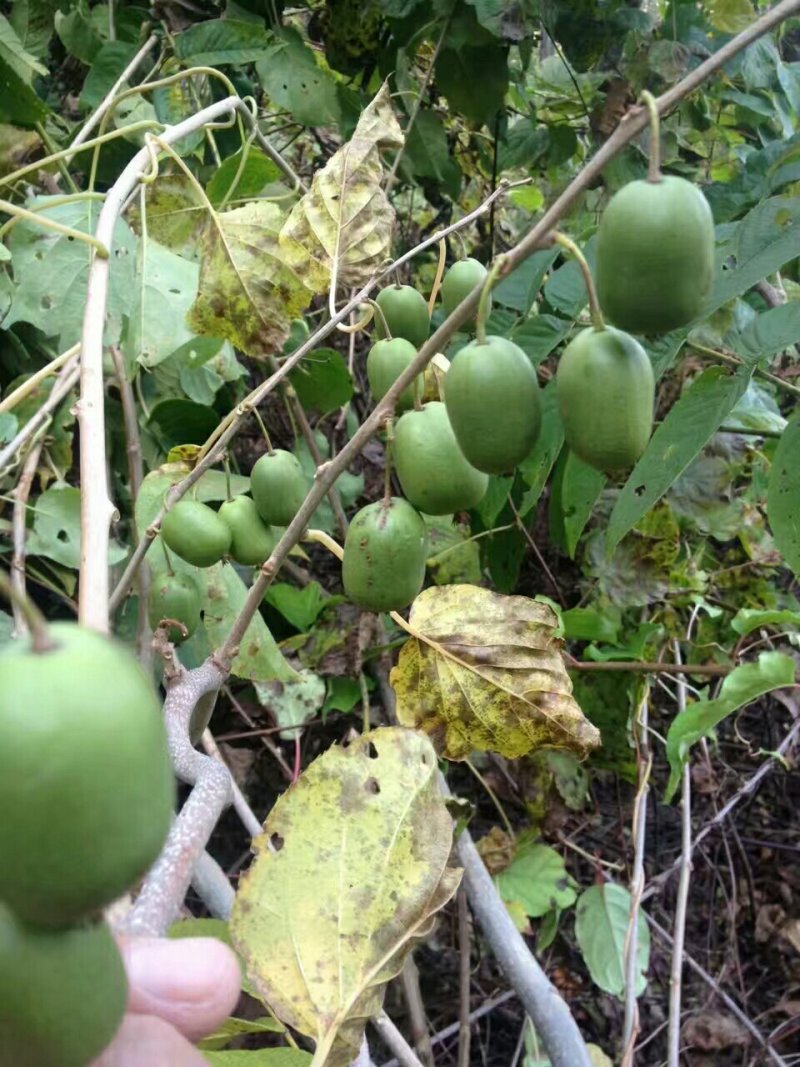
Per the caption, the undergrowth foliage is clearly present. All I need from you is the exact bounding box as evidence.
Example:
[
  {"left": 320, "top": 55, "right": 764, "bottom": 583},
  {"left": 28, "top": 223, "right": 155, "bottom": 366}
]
[{"left": 1, "top": 2, "right": 800, "bottom": 1066}]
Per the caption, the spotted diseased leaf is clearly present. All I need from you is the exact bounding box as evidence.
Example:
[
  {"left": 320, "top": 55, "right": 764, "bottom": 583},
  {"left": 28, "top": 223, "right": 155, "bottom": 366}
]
[
  {"left": 390, "top": 585, "right": 600, "bottom": 761},
  {"left": 278, "top": 82, "right": 403, "bottom": 291},
  {"left": 188, "top": 201, "right": 313, "bottom": 359},
  {"left": 230, "top": 727, "right": 460, "bottom": 1067}
]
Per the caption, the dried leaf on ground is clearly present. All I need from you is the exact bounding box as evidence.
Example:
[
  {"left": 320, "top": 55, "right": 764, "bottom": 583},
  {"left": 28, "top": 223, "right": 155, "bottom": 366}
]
[
  {"left": 278, "top": 81, "right": 403, "bottom": 291},
  {"left": 682, "top": 1011, "right": 750, "bottom": 1050},
  {"left": 391, "top": 585, "right": 600, "bottom": 761},
  {"left": 230, "top": 727, "right": 460, "bottom": 1066}
]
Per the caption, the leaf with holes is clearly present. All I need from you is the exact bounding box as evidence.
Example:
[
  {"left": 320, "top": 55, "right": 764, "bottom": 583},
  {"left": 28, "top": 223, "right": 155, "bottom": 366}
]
[
  {"left": 575, "top": 883, "right": 650, "bottom": 999},
  {"left": 256, "top": 27, "right": 341, "bottom": 128},
  {"left": 390, "top": 585, "right": 600, "bottom": 761},
  {"left": 768, "top": 408, "right": 800, "bottom": 577},
  {"left": 188, "top": 200, "right": 313, "bottom": 359},
  {"left": 230, "top": 727, "right": 460, "bottom": 1067},
  {"left": 278, "top": 82, "right": 403, "bottom": 291},
  {"left": 665, "top": 652, "right": 795, "bottom": 801},
  {"left": 26, "top": 486, "right": 127, "bottom": 569}
]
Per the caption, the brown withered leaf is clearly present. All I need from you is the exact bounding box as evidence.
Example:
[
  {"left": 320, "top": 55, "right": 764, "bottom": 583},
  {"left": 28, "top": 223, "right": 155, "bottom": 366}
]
[
  {"left": 391, "top": 585, "right": 600, "bottom": 761},
  {"left": 278, "top": 81, "right": 403, "bottom": 291}
]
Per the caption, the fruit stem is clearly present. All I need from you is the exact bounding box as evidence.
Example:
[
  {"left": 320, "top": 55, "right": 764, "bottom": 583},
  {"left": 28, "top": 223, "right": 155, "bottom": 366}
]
[
  {"left": 427, "top": 237, "right": 447, "bottom": 316},
  {"left": 476, "top": 259, "right": 502, "bottom": 344},
  {"left": 639, "top": 90, "right": 662, "bottom": 183},
  {"left": 252, "top": 407, "right": 274, "bottom": 454},
  {"left": 223, "top": 453, "right": 232, "bottom": 503},
  {"left": 305, "top": 528, "right": 344, "bottom": 561},
  {"left": 160, "top": 537, "right": 175, "bottom": 576},
  {"left": 383, "top": 417, "right": 395, "bottom": 503},
  {"left": 368, "top": 298, "right": 392, "bottom": 340},
  {"left": 552, "top": 232, "right": 605, "bottom": 331},
  {"left": 0, "top": 567, "right": 55, "bottom": 653}
]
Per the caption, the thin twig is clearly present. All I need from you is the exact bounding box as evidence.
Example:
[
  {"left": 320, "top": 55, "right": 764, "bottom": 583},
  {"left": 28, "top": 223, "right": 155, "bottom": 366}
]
[
  {"left": 201, "top": 728, "right": 263, "bottom": 839},
  {"left": 568, "top": 658, "right": 732, "bottom": 676},
  {"left": 621, "top": 685, "right": 651, "bottom": 1063},
  {"left": 644, "top": 715, "right": 800, "bottom": 901},
  {"left": 0, "top": 344, "right": 79, "bottom": 414},
  {"left": 507, "top": 494, "right": 565, "bottom": 607},
  {"left": 668, "top": 641, "right": 692, "bottom": 1067},
  {"left": 10, "top": 441, "right": 45, "bottom": 635},
  {"left": 0, "top": 358, "right": 80, "bottom": 475},
  {"left": 69, "top": 33, "right": 158, "bottom": 150},
  {"left": 371, "top": 1013, "right": 425, "bottom": 1067},
  {"left": 400, "top": 957, "right": 434, "bottom": 1067},
  {"left": 457, "top": 885, "right": 472, "bottom": 1067}
]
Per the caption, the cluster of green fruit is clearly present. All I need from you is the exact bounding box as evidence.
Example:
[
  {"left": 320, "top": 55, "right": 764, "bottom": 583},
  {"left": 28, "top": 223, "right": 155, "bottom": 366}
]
[
  {"left": 556, "top": 173, "right": 714, "bottom": 471},
  {"left": 151, "top": 448, "right": 309, "bottom": 640},
  {"left": 0, "top": 624, "right": 175, "bottom": 1066},
  {"left": 345, "top": 260, "right": 543, "bottom": 613}
]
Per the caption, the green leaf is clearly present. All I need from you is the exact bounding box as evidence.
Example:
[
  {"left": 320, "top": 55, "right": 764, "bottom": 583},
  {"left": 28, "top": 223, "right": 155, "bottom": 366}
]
[
  {"left": 728, "top": 302, "right": 800, "bottom": 363},
  {"left": 543, "top": 242, "right": 596, "bottom": 318},
  {"left": 0, "top": 13, "right": 47, "bottom": 81},
  {"left": 264, "top": 582, "right": 329, "bottom": 631},
  {"left": 26, "top": 486, "right": 127, "bottom": 569},
  {"left": 561, "top": 607, "right": 619, "bottom": 645},
  {"left": 5, "top": 197, "right": 136, "bottom": 349},
  {"left": 206, "top": 149, "right": 283, "bottom": 210},
  {"left": 768, "top": 408, "right": 800, "bottom": 576},
  {"left": 435, "top": 44, "right": 508, "bottom": 125},
  {"left": 560, "top": 452, "right": 606, "bottom": 559},
  {"left": 606, "top": 367, "right": 752, "bottom": 555},
  {"left": 55, "top": 1, "right": 103, "bottom": 64},
  {"left": 199, "top": 1017, "right": 284, "bottom": 1052},
  {"left": 731, "top": 608, "right": 800, "bottom": 636},
  {"left": 575, "top": 883, "right": 650, "bottom": 999},
  {"left": 0, "top": 15, "right": 48, "bottom": 125},
  {"left": 9, "top": 0, "right": 60, "bottom": 58},
  {"left": 148, "top": 399, "right": 219, "bottom": 449},
  {"left": 708, "top": 0, "right": 755, "bottom": 33},
  {"left": 256, "top": 27, "right": 341, "bottom": 127},
  {"left": 496, "top": 841, "right": 576, "bottom": 919},
  {"left": 205, "top": 1051, "right": 312, "bottom": 1066},
  {"left": 79, "top": 41, "right": 137, "bottom": 110},
  {"left": 323, "top": 676, "right": 366, "bottom": 715},
  {"left": 173, "top": 19, "right": 272, "bottom": 65},
  {"left": 404, "top": 109, "right": 451, "bottom": 182},
  {"left": 123, "top": 238, "right": 200, "bottom": 369},
  {"left": 665, "top": 652, "right": 795, "bottom": 801},
  {"left": 518, "top": 382, "right": 564, "bottom": 517},
  {"left": 424, "top": 516, "right": 483, "bottom": 586},
  {"left": 289, "top": 349, "right": 353, "bottom": 414},
  {"left": 494, "top": 250, "right": 558, "bottom": 314},
  {"left": 255, "top": 669, "right": 326, "bottom": 739}
]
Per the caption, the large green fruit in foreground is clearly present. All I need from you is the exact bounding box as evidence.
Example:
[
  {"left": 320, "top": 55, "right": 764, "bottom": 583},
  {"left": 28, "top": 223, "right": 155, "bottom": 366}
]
[
  {"left": 440, "top": 257, "right": 490, "bottom": 329},
  {"left": 250, "top": 449, "right": 308, "bottom": 527},
  {"left": 394, "top": 402, "right": 489, "bottom": 515},
  {"left": 0, "top": 905, "right": 127, "bottom": 1067},
  {"left": 161, "top": 499, "right": 231, "bottom": 568},
  {"left": 595, "top": 175, "right": 714, "bottom": 334},
  {"left": 366, "top": 338, "right": 422, "bottom": 411},
  {"left": 445, "top": 335, "right": 541, "bottom": 474},
  {"left": 342, "top": 498, "right": 427, "bottom": 612},
  {"left": 375, "top": 285, "right": 430, "bottom": 348},
  {"left": 147, "top": 572, "right": 201, "bottom": 643},
  {"left": 0, "top": 624, "right": 174, "bottom": 927},
  {"left": 219, "top": 495, "right": 278, "bottom": 566},
  {"left": 556, "top": 326, "right": 655, "bottom": 472}
]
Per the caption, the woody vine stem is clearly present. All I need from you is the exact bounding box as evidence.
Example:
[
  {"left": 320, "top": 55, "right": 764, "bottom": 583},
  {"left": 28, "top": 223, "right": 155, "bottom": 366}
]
[{"left": 66, "top": 3, "right": 800, "bottom": 1065}]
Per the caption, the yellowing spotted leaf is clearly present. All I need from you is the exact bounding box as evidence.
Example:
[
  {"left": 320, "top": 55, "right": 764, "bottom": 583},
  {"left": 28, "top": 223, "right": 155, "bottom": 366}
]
[
  {"left": 278, "top": 81, "right": 403, "bottom": 291},
  {"left": 230, "top": 727, "right": 460, "bottom": 1066},
  {"left": 390, "top": 585, "right": 600, "bottom": 761}
]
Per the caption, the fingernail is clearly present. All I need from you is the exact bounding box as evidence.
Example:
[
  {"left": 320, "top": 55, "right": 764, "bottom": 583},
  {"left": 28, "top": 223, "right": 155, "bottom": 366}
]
[{"left": 124, "top": 937, "right": 237, "bottom": 1006}]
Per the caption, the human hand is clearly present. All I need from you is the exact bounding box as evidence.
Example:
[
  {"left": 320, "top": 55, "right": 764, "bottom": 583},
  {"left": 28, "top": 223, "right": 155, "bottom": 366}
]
[{"left": 91, "top": 936, "right": 241, "bottom": 1066}]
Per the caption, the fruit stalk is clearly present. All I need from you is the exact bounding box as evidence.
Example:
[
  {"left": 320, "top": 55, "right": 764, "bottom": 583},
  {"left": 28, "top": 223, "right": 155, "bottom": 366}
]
[
  {"left": 552, "top": 232, "right": 604, "bottom": 332},
  {"left": 475, "top": 259, "right": 503, "bottom": 344},
  {"left": 640, "top": 90, "right": 661, "bottom": 183}
]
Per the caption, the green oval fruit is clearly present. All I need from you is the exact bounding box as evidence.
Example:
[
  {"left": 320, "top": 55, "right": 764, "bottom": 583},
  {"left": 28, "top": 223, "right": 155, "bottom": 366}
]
[
  {"left": 375, "top": 285, "right": 430, "bottom": 348},
  {"left": 147, "top": 572, "right": 201, "bottom": 643},
  {"left": 0, "top": 906, "right": 127, "bottom": 1067},
  {"left": 595, "top": 175, "right": 715, "bottom": 334},
  {"left": 219, "top": 495, "right": 278, "bottom": 566},
  {"left": 250, "top": 449, "right": 308, "bottom": 527},
  {"left": 366, "top": 338, "right": 423, "bottom": 412},
  {"left": 440, "top": 257, "right": 490, "bottom": 329},
  {"left": 556, "top": 325, "right": 655, "bottom": 472},
  {"left": 0, "top": 623, "right": 174, "bottom": 927},
  {"left": 342, "top": 497, "right": 427, "bottom": 612},
  {"left": 444, "top": 335, "right": 541, "bottom": 474},
  {"left": 394, "top": 401, "right": 489, "bottom": 515},
  {"left": 161, "top": 500, "right": 231, "bottom": 568}
]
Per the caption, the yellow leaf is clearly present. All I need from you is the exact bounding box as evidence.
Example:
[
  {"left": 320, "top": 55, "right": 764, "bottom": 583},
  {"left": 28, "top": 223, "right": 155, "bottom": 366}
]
[
  {"left": 278, "top": 81, "right": 403, "bottom": 291},
  {"left": 188, "top": 200, "right": 313, "bottom": 359},
  {"left": 391, "top": 585, "right": 600, "bottom": 761},
  {"left": 230, "top": 727, "right": 460, "bottom": 1066}
]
